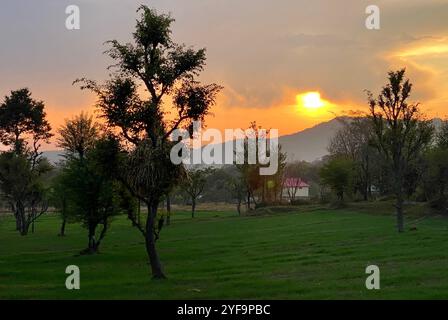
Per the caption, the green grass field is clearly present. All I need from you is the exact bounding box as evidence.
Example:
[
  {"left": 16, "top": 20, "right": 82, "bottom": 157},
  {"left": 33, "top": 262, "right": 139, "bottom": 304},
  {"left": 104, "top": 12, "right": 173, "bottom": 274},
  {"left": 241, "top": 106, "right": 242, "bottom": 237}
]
[{"left": 1, "top": 207, "right": 448, "bottom": 299}]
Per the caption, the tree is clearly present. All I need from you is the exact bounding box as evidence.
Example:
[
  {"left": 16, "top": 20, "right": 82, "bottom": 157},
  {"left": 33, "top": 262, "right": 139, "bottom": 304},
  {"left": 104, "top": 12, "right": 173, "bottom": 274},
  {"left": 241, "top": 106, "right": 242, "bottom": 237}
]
[
  {"left": 239, "top": 162, "right": 262, "bottom": 210},
  {"left": 226, "top": 174, "right": 246, "bottom": 216},
  {"left": 75, "top": 6, "right": 222, "bottom": 278},
  {"left": 320, "top": 157, "right": 354, "bottom": 202},
  {"left": 437, "top": 120, "right": 448, "bottom": 149},
  {"left": 54, "top": 112, "right": 101, "bottom": 235},
  {"left": 165, "top": 193, "right": 171, "bottom": 225},
  {"left": 49, "top": 170, "right": 70, "bottom": 236},
  {"left": 236, "top": 122, "right": 264, "bottom": 210},
  {"left": 329, "top": 117, "right": 377, "bottom": 200},
  {"left": 283, "top": 162, "right": 308, "bottom": 202},
  {"left": 367, "top": 69, "right": 434, "bottom": 232},
  {"left": 420, "top": 121, "right": 448, "bottom": 212},
  {"left": 0, "top": 89, "right": 53, "bottom": 235},
  {"left": 284, "top": 160, "right": 321, "bottom": 201},
  {"left": 283, "top": 178, "right": 300, "bottom": 203},
  {"left": 422, "top": 148, "right": 448, "bottom": 211},
  {"left": 57, "top": 112, "right": 99, "bottom": 160},
  {"left": 60, "top": 137, "right": 135, "bottom": 254},
  {"left": 266, "top": 147, "right": 287, "bottom": 204},
  {"left": 0, "top": 88, "right": 52, "bottom": 157},
  {"left": 182, "top": 167, "right": 213, "bottom": 218},
  {"left": 52, "top": 112, "right": 100, "bottom": 236},
  {"left": 235, "top": 122, "right": 285, "bottom": 207},
  {"left": 0, "top": 152, "right": 52, "bottom": 235}
]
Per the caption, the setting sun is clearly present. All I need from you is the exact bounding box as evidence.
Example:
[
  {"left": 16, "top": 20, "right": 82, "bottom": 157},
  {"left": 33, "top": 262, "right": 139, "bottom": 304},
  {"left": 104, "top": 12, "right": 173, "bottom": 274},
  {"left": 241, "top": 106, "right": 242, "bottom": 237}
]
[
  {"left": 302, "top": 92, "right": 324, "bottom": 109},
  {"left": 298, "top": 92, "right": 325, "bottom": 110},
  {"left": 294, "top": 91, "right": 332, "bottom": 119}
]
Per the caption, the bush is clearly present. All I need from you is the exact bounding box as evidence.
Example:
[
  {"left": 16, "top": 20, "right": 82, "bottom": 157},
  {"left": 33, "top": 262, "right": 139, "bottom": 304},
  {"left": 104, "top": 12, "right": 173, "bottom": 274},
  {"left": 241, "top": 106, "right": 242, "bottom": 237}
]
[
  {"left": 290, "top": 198, "right": 313, "bottom": 206},
  {"left": 428, "top": 197, "right": 448, "bottom": 214}
]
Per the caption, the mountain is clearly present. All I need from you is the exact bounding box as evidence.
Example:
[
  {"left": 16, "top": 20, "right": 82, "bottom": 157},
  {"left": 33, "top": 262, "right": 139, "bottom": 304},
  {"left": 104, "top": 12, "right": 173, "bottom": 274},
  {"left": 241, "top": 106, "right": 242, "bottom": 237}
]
[
  {"left": 279, "top": 117, "right": 443, "bottom": 163},
  {"left": 279, "top": 117, "right": 345, "bottom": 162},
  {"left": 42, "top": 150, "right": 64, "bottom": 164},
  {"left": 41, "top": 117, "right": 444, "bottom": 165}
]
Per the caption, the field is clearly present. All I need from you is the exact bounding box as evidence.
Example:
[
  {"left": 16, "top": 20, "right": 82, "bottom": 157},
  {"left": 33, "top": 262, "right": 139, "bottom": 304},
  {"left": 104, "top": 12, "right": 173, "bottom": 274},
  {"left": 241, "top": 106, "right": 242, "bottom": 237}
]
[{"left": 1, "top": 206, "right": 448, "bottom": 299}]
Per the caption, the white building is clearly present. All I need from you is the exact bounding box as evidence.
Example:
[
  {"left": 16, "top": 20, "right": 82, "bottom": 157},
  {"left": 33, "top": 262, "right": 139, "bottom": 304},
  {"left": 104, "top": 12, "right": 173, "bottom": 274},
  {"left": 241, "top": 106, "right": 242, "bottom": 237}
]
[{"left": 282, "top": 177, "right": 310, "bottom": 201}]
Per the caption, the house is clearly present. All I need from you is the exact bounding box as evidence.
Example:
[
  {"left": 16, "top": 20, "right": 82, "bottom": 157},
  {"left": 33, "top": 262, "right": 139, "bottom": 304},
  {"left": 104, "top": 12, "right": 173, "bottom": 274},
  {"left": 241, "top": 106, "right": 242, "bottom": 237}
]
[{"left": 282, "top": 177, "right": 310, "bottom": 201}]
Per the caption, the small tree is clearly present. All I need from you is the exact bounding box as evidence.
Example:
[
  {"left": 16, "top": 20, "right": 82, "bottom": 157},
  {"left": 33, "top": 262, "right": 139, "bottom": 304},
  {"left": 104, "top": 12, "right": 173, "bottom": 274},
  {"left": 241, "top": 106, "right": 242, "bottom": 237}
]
[
  {"left": 329, "top": 117, "right": 377, "bottom": 200},
  {"left": 421, "top": 121, "right": 448, "bottom": 212},
  {"left": 0, "top": 88, "right": 53, "bottom": 235},
  {"left": 226, "top": 174, "right": 246, "bottom": 216},
  {"left": 0, "top": 152, "right": 52, "bottom": 235},
  {"left": 437, "top": 121, "right": 448, "bottom": 149},
  {"left": 49, "top": 171, "right": 70, "bottom": 236},
  {"left": 182, "top": 167, "right": 213, "bottom": 218},
  {"left": 236, "top": 122, "right": 265, "bottom": 210},
  {"left": 57, "top": 112, "right": 99, "bottom": 160},
  {"left": 53, "top": 112, "right": 100, "bottom": 236},
  {"left": 367, "top": 69, "right": 434, "bottom": 232},
  {"left": 0, "top": 88, "right": 52, "bottom": 157},
  {"left": 267, "top": 147, "right": 287, "bottom": 203},
  {"left": 320, "top": 157, "right": 354, "bottom": 202},
  {"left": 283, "top": 180, "right": 299, "bottom": 203},
  {"left": 60, "top": 137, "right": 135, "bottom": 254},
  {"left": 423, "top": 148, "right": 448, "bottom": 211},
  {"left": 55, "top": 112, "right": 101, "bottom": 235}
]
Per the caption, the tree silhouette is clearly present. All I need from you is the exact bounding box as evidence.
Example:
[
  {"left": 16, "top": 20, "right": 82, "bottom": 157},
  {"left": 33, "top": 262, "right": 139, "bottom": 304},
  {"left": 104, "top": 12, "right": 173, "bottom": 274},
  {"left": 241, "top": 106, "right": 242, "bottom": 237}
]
[
  {"left": 320, "top": 157, "right": 354, "bottom": 202},
  {"left": 0, "top": 88, "right": 53, "bottom": 235},
  {"left": 367, "top": 69, "right": 433, "bottom": 232},
  {"left": 182, "top": 167, "right": 214, "bottom": 218},
  {"left": 75, "top": 6, "right": 222, "bottom": 278},
  {"left": 59, "top": 137, "right": 134, "bottom": 254},
  {"left": 57, "top": 112, "right": 99, "bottom": 160}
]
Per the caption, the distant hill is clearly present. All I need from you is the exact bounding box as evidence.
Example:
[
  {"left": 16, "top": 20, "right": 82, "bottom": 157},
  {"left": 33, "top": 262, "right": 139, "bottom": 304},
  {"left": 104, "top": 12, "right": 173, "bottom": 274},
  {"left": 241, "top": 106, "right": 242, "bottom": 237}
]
[
  {"left": 42, "top": 150, "right": 64, "bottom": 164},
  {"left": 279, "top": 117, "right": 443, "bottom": 163},
  {"left": 41, "top": 117, "right": 444, "bottom": 165},
  {"left": 279, "top": 118, "right": 346, "bottom": 162}
]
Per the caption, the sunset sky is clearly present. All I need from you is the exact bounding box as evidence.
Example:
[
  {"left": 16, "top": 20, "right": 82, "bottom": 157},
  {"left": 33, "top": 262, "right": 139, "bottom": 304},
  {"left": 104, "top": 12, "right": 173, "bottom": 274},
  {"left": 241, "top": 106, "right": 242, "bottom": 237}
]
[{"left": 1, "top": 0, "right": 447, "bottom": 149}]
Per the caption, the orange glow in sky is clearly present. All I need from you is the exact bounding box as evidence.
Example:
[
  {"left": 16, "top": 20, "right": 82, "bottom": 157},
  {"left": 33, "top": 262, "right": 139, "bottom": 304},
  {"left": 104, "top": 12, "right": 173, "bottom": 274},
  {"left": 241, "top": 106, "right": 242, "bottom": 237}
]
[
  {"left": 2, "top": 1, "right": 448, "bottom": 151},
  {"left": 300, "top": 92, "right": 325, "bottom": 109},
  {"left": 40, "top": 89, "right": 351, "bottom": 150},
  {"left": 294, "top": 91, "right": 335, "bottom": 119}
]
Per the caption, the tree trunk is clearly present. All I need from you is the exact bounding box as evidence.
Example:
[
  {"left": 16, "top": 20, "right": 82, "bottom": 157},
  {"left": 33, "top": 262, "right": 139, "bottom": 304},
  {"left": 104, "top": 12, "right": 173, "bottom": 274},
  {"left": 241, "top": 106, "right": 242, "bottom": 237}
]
[
  {"left": 94, "top": 221, "right": 108, "bottom": 252},
  {"left": 363, "top": 154, "right": 370, "bottom": 201},
  {"left": 396, "top": 194, "right": 405, "bottom": 233},
  {"left": 88, "top": 224, "right": 95, "bottom": 250},
  {"left": 363, "top": 182, "right": 368, "bottom": 201},
  {"left": 166, "top": 194, "right": 171, "bottom": 226},
  {"left": 191, "top": 198, "right": 196, "bottom": 218},
  {"left": 15, "top": 212, "right": 20, "bottom": 231},
  {"left": 17, "top": 202, "right": 28, "bottom": 236},
  {"left": 145, "top": 202, "right": 166, "bottom": 279},
  {"left": 31, "top": 211, "right": 35, "bottom": 234},
  {"left": 251, "top": 191, "right": 258, "bottom": 208},
  {"left": 83, "top": 222, "right": 98, "bottom": 254},
  {"left": 138, "top": 199, "right": 141, "bottom": 225},
  {"left": 394, "top": 158, "right": 405, "bottom": 233},
  {"left": 59, "top": 217, "right": 67, "bottom": 237},
  {"left": 237, "top": 200, "right": 241, "bottom": 216},
  {"left": 261, "top": 177, "right": 266, "bottom": 203},
  {"left": 366, "top": 161, "right": 372, "bottom": 200}
]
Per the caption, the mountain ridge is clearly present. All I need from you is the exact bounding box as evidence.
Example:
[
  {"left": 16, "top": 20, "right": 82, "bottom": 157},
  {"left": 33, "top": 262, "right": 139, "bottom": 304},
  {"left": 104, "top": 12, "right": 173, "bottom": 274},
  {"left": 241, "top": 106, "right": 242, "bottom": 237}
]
[{"left": 42, "top": 117, "right": 444, "bottom": 164}]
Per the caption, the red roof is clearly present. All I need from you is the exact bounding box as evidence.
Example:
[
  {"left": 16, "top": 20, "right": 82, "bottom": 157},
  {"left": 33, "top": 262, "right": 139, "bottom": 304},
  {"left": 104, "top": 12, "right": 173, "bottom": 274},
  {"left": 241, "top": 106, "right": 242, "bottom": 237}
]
[{"left": 283, "top": 178, "right": 309, "bottom": 188}]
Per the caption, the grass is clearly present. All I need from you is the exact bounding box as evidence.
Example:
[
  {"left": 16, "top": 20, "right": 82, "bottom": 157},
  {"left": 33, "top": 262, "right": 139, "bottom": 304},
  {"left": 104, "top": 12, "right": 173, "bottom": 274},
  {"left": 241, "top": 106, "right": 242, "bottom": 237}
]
[{"left": 1, "top": 205, "right": 448, "bottom": 299}]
